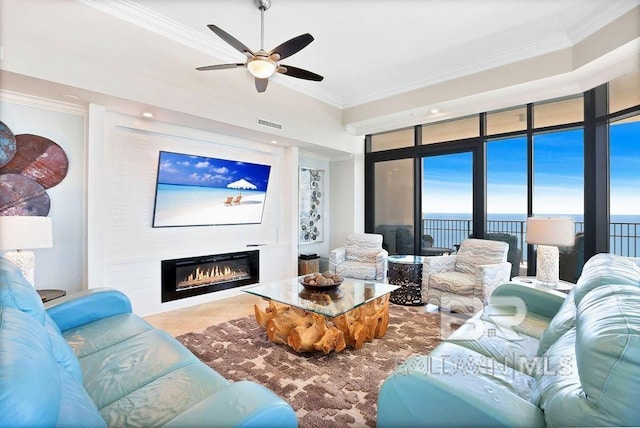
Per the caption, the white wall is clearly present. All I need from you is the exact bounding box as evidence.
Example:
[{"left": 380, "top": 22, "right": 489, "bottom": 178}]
[
  {"left": 85, "top": 109, "right": 300, "bottom": 315},
  {"left": 0, "top": 93, "right": 363, "bottom": 316},
  {"left": 329, "top": 153, "right": 365, "bottom": 251},
  {"left": 0, "top": 93, "right": 86, "bottom": 292}
]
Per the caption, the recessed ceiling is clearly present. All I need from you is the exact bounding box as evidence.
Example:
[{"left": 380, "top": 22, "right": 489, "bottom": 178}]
[
  {"left": 92, "top": 0, "right": 638, "bottom": 107},
  {"left": 0, "top": 0, "right": 638, "bottom": 146}
]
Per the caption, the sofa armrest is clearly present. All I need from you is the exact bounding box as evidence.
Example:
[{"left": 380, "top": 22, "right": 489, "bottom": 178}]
[
  {"left": 475, "top": 261, "right": 512, "bottom": 304},
  {"left": 490, "top": 282, "right": 566, "bottom": 319},
  {"left": 376, "top": 249, "right": 389, "bottom": 280},
  {"left": 45, "top": 288, "right": 132, "bottom": 332},
  {"left": 163, "top": 381, "right": 297, "bottom": 428},
  {"left": 329, "top": 247, "right": 346, "bottom": 272},
  {"left": 377, "top": 357, "right": 545, "bottom": 428}
]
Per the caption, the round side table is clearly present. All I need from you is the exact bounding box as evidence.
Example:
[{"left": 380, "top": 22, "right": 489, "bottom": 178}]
[{"left": 387, "top": 255, "right": 427, "bottom": 306}]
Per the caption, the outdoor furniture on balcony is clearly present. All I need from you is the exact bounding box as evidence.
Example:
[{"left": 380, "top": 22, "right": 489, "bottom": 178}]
[
  {"left": 421, "top": 238, "right": 511, "bottom": 313},
  {"left": 559, "top": 232, "right": 585, "bottom": 283},
  {"left": 485, "top": 232, "right": 521, "bottom": 278}
]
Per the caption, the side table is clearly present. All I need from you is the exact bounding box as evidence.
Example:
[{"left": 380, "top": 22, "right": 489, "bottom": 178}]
[
  {"left": 387, "top": 255, "right": 427, "bottom": 306},
  {"left": 37, "top": 289, "right": 67, "bottom": 302},
  {"left": 298, "top": 257, "right": 320, "bottom": 275},
  {"left": 511, "top": 276, "right": 574, "bottom": 294}
]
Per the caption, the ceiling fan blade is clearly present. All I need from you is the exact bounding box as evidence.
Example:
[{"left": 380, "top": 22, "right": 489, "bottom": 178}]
[
  {"left": 278, "top": 65, "right": 324, "bottom": 81},
  {"left": 255, "top": 78, "right": 268, "bottom": 93},
  {"left": 196, "top": 63, "right": 245, "bottom": 71},
  {"left": 207, "top": 24, "right": 254, "bottom": 57},
  {"left": 269, "top": 33, "right": 314, "bottom": 61}
]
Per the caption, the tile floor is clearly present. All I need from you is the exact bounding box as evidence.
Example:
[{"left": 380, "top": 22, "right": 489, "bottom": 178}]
[{"left": 144, "top": 293, "right": 263, "bottom": 336}]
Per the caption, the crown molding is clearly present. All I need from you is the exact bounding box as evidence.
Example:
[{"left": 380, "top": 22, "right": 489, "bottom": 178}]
[
  {"left": 0, "top": 90, "right": 87, "bottom": 116},
  {"left": 78, "top": 0, "right": 344, "bottom": 108},
  {"left": 341, "top": 32, "right": 573, "bottom": 109},
  {"left": 565, "top": 2, "right": 639, "bottom": 44}
]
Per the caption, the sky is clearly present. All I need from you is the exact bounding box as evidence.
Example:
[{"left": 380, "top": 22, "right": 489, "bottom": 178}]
[
  {"left": 156, "top": 151, "right": 271, "bottom": 191},
  {"left": 422, "top": 121, "right": 640, "bottom": 216}
]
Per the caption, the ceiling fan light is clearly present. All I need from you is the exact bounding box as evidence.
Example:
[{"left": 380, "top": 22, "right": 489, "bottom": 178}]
[{"left": 247, "top": 57, "right": 277, "bottom": 78}]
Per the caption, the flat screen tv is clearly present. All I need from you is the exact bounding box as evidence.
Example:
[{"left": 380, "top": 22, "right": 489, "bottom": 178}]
[{"left": 152, "top": 151, "right": 272, "bottom": 227}]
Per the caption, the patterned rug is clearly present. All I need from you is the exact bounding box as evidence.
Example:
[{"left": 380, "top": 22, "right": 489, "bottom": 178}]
[{"left": 176, "top": 304, "right": 452, "bottom": 428}]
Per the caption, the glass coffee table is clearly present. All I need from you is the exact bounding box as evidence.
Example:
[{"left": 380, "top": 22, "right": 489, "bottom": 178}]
[{"left": 245, "top": 277, "right": 399, "bottom": 354}]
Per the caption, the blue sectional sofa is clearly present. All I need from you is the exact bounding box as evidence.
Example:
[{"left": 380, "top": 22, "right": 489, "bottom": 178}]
[
  {"left": 0, "top": 258, "right": 297, "bottom": 427},
  {"left": 378, "top": 253, "right": 640, "bottom": 427}
]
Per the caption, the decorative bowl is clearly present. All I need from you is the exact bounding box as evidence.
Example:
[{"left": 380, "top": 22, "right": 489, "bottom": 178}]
[{"left": 299, "top": 272, "right": 343, "bottom": 292}]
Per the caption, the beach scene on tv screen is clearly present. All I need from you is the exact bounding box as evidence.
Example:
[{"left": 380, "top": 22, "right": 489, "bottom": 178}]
[{"left": 153, "top": 151, "right": 271, "bottom": 227}]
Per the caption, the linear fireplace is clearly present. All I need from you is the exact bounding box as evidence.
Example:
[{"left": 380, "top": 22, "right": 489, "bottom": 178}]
[{"left": 161, "top": 250, "right": 259, "bottom": 303}]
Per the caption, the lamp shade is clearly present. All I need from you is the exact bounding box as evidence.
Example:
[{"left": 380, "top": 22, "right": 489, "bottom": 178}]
[
  {"left": 525, "top": 217, "right": 574, "bottom": 247},
  {"left": 0, "top": 216, "right": 53, "bottom": 250}
]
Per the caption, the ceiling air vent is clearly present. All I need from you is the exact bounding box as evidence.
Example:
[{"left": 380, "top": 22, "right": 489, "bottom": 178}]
[{"left": 257, "top": 118, "right": 283, "bottom": 130}]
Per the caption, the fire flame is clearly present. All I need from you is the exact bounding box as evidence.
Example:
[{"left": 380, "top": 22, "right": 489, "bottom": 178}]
[{"left": 177, "top": 263, "right": 249, "bottom": 289}]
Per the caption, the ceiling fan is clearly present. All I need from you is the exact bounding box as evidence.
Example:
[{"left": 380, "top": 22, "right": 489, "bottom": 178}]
[{"left": 196, "top": 0, "right": 323, "bottom": 93}]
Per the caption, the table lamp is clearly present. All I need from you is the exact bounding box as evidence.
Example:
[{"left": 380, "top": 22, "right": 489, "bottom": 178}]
[
  {"left": 0, "top": 216, "right": 53, "bottom": 287},
  {"left": 525, "top": 217, "right": 574, "bottom": 287}
]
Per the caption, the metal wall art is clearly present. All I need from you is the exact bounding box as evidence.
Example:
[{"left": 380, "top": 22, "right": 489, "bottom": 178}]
[
  {"left": 0, "top": 121, "right": 69, "bottom": 216},
  {"left": 299, "top": 167, "right": 324, "bottom": 244}
]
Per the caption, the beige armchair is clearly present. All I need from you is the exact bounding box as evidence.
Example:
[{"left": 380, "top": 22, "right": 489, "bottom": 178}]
[
  {"left": 329, "top": 233, "right": 388, "bottom": 281},
  {"left": 422, "top": 238, "right": 510, "bottom": 313}
]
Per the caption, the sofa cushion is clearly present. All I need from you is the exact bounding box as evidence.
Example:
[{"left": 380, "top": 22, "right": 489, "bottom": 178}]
[
  {"left": 345, "top": 233, "right": 383, "bottom": 263},
  {"left": 454, "top": 239, "right": 507, "bottom": 274},
  {"left": 0, "top": 259, "right": 46, "bottom": 325},
  {"left": 45, "top": 312, "right": 83, "bottom": 383},
  {"left": 573, "top": 253, "right": 640, "bottom": 305},
  {"left": 63, "top": 312, "right": 154, "bottom": 358},
  {"left": 532, "top": 284, "right": 640, "bottom": 427},
  {"left": 100, "top": 362, "right": 229, "bottom": 426},
  {"left": 414, "top": 342, "right": 536, "bottom": 401},
  {"left": 80, "top": 329, "right": 205, "bottom": 410},
  {"left": 536, "top": 288, "right": 577, "bottom": 356},
  {"left": 0, "top": 306, "right": 104, "bottom": 428},
  {"left": 446, "top": 313, "right": 541, "bottom": 372},
  {"left": 429, "top": 271, "right": 474, "bottom": 294},
  {"left": 335, "top": 260, "right": 377, "bottom": 280}
]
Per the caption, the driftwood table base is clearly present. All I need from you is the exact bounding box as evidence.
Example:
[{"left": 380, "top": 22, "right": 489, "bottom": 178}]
[{"left": 254, "top": 295, "right": 391, "bottom": 354}]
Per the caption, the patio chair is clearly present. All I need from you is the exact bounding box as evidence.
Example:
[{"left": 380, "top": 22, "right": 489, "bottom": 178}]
[
  {"left": 421, "top": 238, "right": 510, "bottom": 313},
  {"left": 224, "top": 196, "right": 233, "bottom": 206},
  {"left": 329, "top": 233, "right": 388, "bottom": 281},
  {"left": 233, "top": 195, "right": 242, "bottom": 205}
]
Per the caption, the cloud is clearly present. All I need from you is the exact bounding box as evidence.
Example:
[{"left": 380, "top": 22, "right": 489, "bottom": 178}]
[
  {"left": 212, "top": 167, "right": 229, "bottom": 174},
  {"left": 195, "top": 161, "right": 209, "bottom": 169},
  {"left": 177, "top": 161, "right": 190, "bottom": 167},
  {"left": 159, "top": 160, "right": 177, "bottom": 173}
]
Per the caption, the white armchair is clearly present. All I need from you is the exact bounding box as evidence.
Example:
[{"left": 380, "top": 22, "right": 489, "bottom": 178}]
[
  {"left": 421, "top": 238, "right": 511, "bottom": 313},
  {"left": 329, "top": 233, "right": 388, "bottom": 281}
]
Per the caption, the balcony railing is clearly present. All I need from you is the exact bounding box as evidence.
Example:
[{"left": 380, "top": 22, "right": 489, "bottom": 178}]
[{"left": 422, "top": 218, "right": 639, "bottom": 260}]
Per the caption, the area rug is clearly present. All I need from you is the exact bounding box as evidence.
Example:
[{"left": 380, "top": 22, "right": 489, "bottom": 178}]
[{"left": 176, "top": 305, "right": 454, "bottom": 428}]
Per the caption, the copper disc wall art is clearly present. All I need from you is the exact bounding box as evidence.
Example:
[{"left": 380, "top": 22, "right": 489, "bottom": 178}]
[
  {"left": 0, "top": 134, "right": 69, "bottom": 189},
  {"left": 0, "top": 121, "right": 17, "bottom": 168},
  {"left": 0, "top": 173, "right": 51, "bottom": 216},
  {"left": 0, "top": 121, "right": 69, "bottom": 217}
]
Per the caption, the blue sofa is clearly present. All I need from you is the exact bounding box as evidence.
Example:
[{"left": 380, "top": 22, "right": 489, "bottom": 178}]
[
  {"left": 0, "top": 258, "right": 297, "bottom": 427},
  {"left": 378, "top": 253, "right": 640, "bottom": 427}
]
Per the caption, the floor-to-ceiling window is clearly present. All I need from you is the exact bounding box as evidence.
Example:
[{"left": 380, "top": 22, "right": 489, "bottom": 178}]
[
  {"left": 422, "top": 152, "right": 473, "bottom": 252},
  {"left": 608, "top": 70, "right": 640, "bottom": 259},
  {"left": 486, "top": 136, "right": 527, "bottom": 275},
  {"left": 365, "top": 70, "right": 640, "bottom": 276},
  {"left": 369, "top": 129, "right": 415, "bottom": 255}
]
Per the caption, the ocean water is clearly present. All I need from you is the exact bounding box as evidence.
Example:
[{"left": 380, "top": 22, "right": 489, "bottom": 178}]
[
  {"left": 153, "top": 184, "right": 266, "bottom": 225},
  {"left": 421, "top": 212, "right": 640, "bottom": 257},
  {"left": 423, "top": 213, "right": 640, "bottom": 223}
]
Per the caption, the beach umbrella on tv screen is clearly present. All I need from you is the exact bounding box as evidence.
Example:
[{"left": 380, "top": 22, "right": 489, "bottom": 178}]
[{"left": 227, "top": 178, "right": 257, "bottom": 194}]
